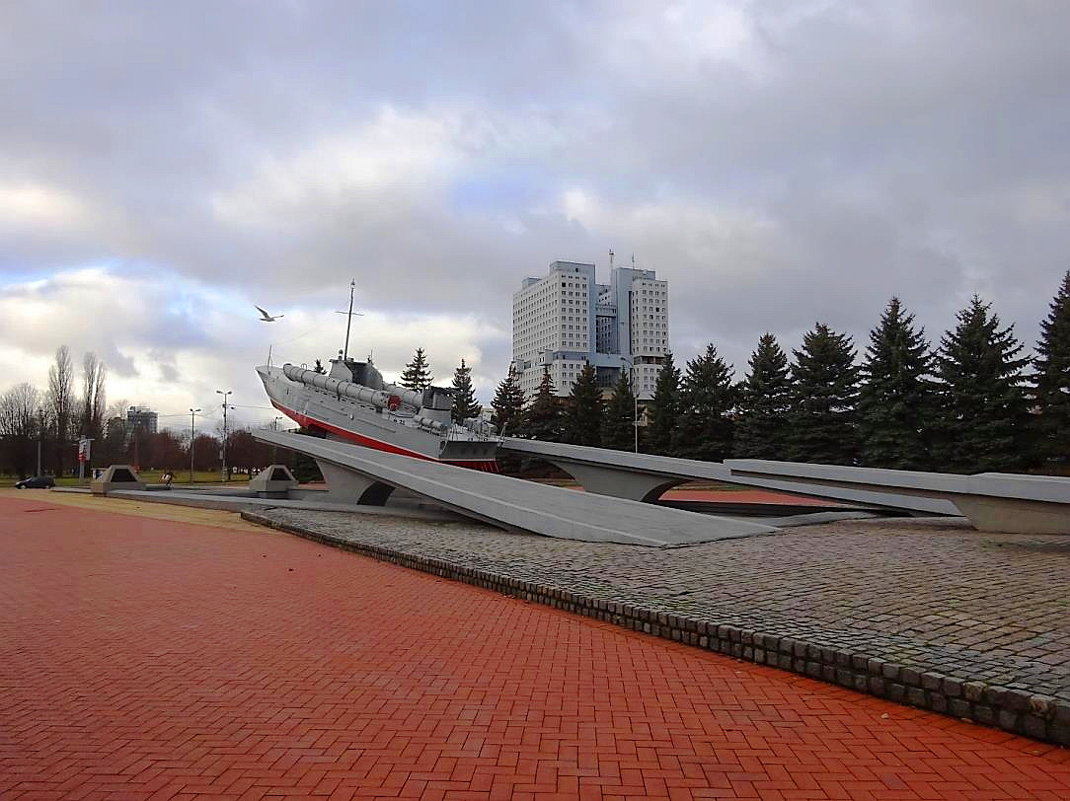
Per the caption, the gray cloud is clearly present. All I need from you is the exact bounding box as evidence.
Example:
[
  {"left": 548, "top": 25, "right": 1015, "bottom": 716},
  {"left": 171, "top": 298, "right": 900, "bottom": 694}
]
[{"left": 2, "top": 0, "right": 1068, "bottom": 412}]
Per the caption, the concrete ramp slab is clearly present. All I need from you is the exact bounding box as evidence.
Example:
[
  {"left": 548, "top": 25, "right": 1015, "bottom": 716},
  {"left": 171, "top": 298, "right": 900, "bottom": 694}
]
[
  {"left": 726, "top": 460, "right": 1070, "bottom": 534},
  {"left": 255, "top": 431, "right": 778, "bottom": 547},
  {"left": 502, "top": 438, "right": 959, "bottom": 515}
]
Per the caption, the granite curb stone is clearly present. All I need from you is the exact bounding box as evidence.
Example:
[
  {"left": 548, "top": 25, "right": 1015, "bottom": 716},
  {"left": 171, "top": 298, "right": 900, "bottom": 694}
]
[{"left": 243, "top": 510, "right": 1070, "bottom": 746}]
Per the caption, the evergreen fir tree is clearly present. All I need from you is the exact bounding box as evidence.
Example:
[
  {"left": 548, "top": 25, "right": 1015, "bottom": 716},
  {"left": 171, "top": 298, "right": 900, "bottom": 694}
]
[
  {"left": 398, "top": 347, "right": 433, "bottom": 390},
  {"left": 290, "top": 426, "right": 325, "bottom": 482},
  {"left": 1033, "top": 271, "right": 1070, "bottom": 470},
  {"left": 858, "top": 298, "right": 936, "bottom": 470},
  {"left": 450, "top": 358, "right": 482, "bottom": 423},
  {"left": 645, "top": 352, "right": 680, "bottom": 455},
  {"left": 601, "top": 370, "right": 636, "bottom": 451},
  {"left": 787, "top": 323, "right": 860, "bottom": 465},
  {"left": 490, "top": 366, "right": 525, "bottom": 435},
  {"left": 517, "top": 366, "right": 564, "bottom": 441},
  {"left": 933, "top": 296, "right": 1031, "bottom": 473},
  {"left": 563, "top": 362, "right": 603, "bottom": 446},
  {"left": 671, "top": 344, "right": 735, "bottom": 462},
  {"left": 733, "top": 334, "right": 792, "bottom": 459}
]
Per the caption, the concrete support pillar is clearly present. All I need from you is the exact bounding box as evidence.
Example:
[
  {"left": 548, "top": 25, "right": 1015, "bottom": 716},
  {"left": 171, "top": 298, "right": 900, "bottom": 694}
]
[
  {"left": 315, "top": 460, "right": 395, "bottom": 505},
  {"left": 546, "top": 460, "right": 685, "bottom": 502}
]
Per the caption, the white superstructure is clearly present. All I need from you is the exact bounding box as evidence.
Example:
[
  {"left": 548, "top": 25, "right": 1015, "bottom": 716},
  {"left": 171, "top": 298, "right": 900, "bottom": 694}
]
[{"left": 511, "top": 258, "right": 669, "bottom": 400}]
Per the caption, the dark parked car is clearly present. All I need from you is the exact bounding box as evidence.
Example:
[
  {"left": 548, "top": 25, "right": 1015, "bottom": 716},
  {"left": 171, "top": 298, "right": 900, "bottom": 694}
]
[{"left": 14, "top": 476, "right": 55, "bottom": 489}]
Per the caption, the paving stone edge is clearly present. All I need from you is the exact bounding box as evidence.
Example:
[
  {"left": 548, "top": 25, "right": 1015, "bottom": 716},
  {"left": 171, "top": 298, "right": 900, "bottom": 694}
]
[{"left": 242, "top": 511, "right": 1070, "bottom": 747}]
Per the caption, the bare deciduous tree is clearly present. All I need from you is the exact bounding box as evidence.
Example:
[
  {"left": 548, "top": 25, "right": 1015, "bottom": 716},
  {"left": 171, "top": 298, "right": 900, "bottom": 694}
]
[
  {"left": 47, "top": 345, "right": 74, "bottom": 476},
  {"left": 97, "top": 397, "right": 129, "bottom": 465},
  {"left": 106, "top": 399, "right": 129, "bottom": 420},
  {"left": 0, "top": 383, "right": 42, "bottom": 477},
  {"left": 78, "top": 352, "right": 107, "bottom": 441}
]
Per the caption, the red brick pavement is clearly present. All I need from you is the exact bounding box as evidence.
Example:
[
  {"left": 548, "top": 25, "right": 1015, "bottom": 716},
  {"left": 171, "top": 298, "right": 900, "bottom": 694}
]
[
  {"left": 658, "top": 489, "right": 836, "bottom": 506},
  {"left": 563, "top": 486, "right": 837, "bottom": 506},
  {"left": 1, "top": 495, "right": 1067, "bottom": 801}
]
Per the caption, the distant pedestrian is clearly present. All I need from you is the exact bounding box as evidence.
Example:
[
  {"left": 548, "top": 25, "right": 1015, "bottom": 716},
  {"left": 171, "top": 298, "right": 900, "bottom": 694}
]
[{"left": 162, "top": 472, "right": 174, "bottom": 488}]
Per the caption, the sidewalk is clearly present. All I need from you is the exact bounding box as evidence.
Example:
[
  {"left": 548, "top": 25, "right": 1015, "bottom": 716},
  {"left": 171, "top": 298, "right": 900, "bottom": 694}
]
[
  {"left": 249, "top": 506, "right": 1070, "bottom": 747},
  {"left": 1, "top": 494, "right": 1068, "bottom": 800}
]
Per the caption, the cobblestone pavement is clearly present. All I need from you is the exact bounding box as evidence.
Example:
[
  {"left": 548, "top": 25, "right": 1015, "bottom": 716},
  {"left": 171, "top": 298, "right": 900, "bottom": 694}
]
[
  {"left": 3, "top": 495, "right": 1069, "bottom": 800},
  {"left": 259, "top": 508, "right": 1070, "bottom": 705}
]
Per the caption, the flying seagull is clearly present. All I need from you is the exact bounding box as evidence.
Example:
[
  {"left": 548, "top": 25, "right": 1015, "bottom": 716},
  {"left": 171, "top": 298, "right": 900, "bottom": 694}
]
[{"left": 255, "top": 305, "right": 284, "bottom": 322}]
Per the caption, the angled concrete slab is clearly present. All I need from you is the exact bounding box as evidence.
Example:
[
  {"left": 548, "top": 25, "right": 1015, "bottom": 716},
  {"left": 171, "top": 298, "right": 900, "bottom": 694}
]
[
  {"left": 725, "top": 460, "right": 1070, "bottom": 534},
  {"left": 501, "top": 438, "right": 958, "bottom": 516},
  {"left": 255, "top": 431, "right": 778, "bottom": 547}
]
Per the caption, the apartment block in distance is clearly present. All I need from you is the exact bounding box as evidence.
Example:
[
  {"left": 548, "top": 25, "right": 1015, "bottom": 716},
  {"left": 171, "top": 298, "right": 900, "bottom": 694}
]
[
  {"left": 125, "top": 406, "right": 159, "bottom": 436},
  {"left": 511, "top": 258, "right": 669, "bottom": 400}
]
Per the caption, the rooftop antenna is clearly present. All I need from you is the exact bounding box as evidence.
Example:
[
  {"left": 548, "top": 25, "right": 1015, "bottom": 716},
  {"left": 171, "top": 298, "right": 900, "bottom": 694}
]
[{"left": 335, "top": 279, "right": 364, "bottom": 361}]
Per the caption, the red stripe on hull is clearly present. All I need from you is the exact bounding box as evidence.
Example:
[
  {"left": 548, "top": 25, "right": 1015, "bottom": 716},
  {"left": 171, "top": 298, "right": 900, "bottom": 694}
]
[{"left": 270, "top": 400, "right": 500, "bottom": 473}]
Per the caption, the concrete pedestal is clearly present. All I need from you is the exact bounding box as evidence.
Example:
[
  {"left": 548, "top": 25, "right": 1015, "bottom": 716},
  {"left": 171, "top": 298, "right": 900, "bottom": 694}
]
[
  {"left": 249, "top": 464, "right": 300, "bottom": 499},
  {"left": 90, "top": 465, "right": 146, "bottom": 495}
]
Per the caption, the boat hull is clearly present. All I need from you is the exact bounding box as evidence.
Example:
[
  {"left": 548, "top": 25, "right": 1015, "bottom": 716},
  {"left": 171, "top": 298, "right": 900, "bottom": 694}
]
[{"left": 258, "top": 366, "right": 499, "bottom": 472}]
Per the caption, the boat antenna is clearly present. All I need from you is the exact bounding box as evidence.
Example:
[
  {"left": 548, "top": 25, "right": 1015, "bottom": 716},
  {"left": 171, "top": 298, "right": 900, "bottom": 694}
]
[{"left": 335, "top": 279, "right": 364, "bottom": 361}]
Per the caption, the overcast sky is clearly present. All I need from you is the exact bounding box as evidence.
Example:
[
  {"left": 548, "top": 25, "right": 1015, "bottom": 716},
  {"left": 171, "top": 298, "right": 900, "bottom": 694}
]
[{"left": 2, "top": 0, "right": 1068, "bottom": 434}]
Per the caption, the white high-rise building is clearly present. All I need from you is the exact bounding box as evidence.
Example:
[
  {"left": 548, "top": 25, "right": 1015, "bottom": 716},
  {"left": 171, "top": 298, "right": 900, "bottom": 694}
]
[{"left": 511, "top": 259, "right": 669, "bottom": 400}]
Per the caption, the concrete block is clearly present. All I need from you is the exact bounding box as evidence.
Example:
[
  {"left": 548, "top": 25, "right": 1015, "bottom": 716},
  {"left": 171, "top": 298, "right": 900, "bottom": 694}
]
[
  {"left": 90, "top": 465, "right": 145, "bottom": 494},
  {"left": 1022, "top": 715, "right": 1048, "bottom": 740},
  {"left": 963, "top": 681, "right": 986, "bottom": 702},
  {"left": 249, "top": 464, "right": 299, "bottom": 497},
  {"left": 949, "top": 698, "right": 971, "bottom": 718},
  {"left": 906, "top": 686, "right": 927, "bottom": 707}
]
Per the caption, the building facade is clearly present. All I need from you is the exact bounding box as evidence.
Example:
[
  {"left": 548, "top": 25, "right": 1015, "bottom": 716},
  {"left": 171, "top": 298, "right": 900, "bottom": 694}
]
[
  {"left": 125, "top": 406, "right": 158, "bottom": 436},
  {"left": 511, "top": 259, "right": 669, "bottom": 400}
]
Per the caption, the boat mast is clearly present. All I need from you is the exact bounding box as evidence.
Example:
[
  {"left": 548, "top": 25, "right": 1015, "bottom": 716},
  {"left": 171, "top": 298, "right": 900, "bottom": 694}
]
[{"left": 337, "top": 279, "right": 362, "bottom": 361}]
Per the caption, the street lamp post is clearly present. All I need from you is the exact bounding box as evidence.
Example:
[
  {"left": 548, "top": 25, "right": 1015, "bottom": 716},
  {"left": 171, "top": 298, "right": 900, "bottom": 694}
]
[
  {"left": 632, "top": 367, "right": 639, "bottom": 454},
  {"left": 36, "top": 407, "right": 43, "bottom": 476},
  {"left": 624, "top": 358, "right": 639, "bottom": 454},
  {"left": 216, "top": 390, "right": 232, "bottom": 482},
  {"left": 188, "top": 408, "right": 201, "bottom": 483},
  {"left": 271, "top": 416, "right": 283, "bottom": 463}
]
